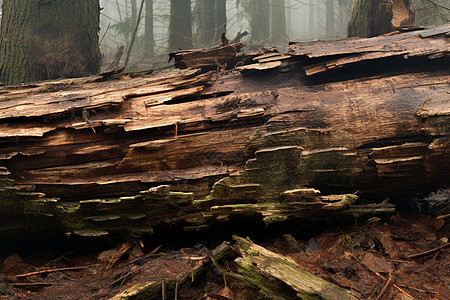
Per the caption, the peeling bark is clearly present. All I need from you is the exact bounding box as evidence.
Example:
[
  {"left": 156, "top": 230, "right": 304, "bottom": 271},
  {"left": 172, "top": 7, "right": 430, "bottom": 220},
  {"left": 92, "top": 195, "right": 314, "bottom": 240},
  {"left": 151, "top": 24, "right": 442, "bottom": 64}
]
[{"left": 0, "top": 26, "right": 448, "bottom": 241}]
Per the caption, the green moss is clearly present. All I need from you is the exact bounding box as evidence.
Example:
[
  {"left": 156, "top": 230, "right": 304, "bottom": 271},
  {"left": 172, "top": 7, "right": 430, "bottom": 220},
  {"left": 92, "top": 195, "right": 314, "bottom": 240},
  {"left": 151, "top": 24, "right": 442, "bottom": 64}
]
[
  {"left": 342, "top": 194, "right": 358, "bottom": 206},
  {"left": 236, "top": 257, "right": 300, "bottom": 299},
  {"left": 263, "top": 214, "right": 288, "bottom": 225},
  {"left": 57, "top": 204, "right": 80, "bottom": 213},
  {"left": 423, "top": 116, "right": 449, "bottom": 136}
]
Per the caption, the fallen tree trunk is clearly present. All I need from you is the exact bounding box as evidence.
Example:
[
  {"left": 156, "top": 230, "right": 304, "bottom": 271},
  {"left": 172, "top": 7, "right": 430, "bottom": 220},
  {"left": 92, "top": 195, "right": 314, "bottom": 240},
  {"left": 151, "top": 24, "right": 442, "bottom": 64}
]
[{"left": 0, "top": 25, "right": 448, "bottom": 240}]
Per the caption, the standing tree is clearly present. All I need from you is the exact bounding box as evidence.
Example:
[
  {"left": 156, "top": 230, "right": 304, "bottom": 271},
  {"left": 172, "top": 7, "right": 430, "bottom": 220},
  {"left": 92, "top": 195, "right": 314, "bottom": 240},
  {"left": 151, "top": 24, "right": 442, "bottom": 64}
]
[
  {"left": 0, "top": 0, "right": 101, "bottom": 85},
  {"left": 348, "top": 0, "right": 414, "bottom": 37},
  {"left": 169, "top": 0, "right": 194, "bottom": 50},
  {"left": 271, "top": 0, "right": 288, "bottom": 42},
  {"left": 197, "top": 0, "right": 216, "bottom": 46},
  {"left": 145, "top": 0, "right": 155, "bottom": 55},
  {"left": 309, "top": 0, "right": 316, "bottom": 40},
  {"left": 197, "top": 0, "right": 227, "bottom": 47},
  {"left": 215, "top": 0, "right": 227, "bottom": 43},
  {"left": 249, "top": 0, "right": 270, "bottom": 44},
  {"left": 326, "top": 0, "right": 336, "bottom": 38},
  {"left": 131, "top": 0, "right": 138, "bottom": 30}
]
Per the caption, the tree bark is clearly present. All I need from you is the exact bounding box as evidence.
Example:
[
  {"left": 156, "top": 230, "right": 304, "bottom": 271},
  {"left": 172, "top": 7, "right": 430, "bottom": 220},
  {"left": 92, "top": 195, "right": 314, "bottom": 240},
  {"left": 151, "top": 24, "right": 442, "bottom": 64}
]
[
  {"left": 348, "top": 0, "right": 414, "bottom": 38},
  {"left": 0, "top": 0, "right": 101, "bottom": 85},
  {"left": 169, "top": 0, "right": 193, "bottom": 51},
  {"left": 0, "top": 25, "right": 448, "bottom": 241}
]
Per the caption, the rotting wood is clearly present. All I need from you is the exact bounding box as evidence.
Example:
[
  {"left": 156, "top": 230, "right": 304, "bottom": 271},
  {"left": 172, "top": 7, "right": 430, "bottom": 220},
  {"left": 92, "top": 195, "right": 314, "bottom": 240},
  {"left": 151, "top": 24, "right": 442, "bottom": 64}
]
[
  {"left": 168, "top": 43, "right": 246, "bottom": 70},
  {"left": 110, "top": 242, "right": 232, "bottom": 300},
  {"left": 233, "top": 236, "right": 360, "bottom": 300},
  {"left": 288, "top": 23, "right": 449, "bottom": 77},
  {"left": 0, "top": 25, "right": 448, "bottom": 241}
]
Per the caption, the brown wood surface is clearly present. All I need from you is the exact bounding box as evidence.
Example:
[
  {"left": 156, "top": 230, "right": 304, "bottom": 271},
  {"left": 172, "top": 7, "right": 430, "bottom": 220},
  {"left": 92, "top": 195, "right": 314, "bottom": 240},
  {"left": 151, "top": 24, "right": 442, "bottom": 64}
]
[{"left": 0, "top": 26, "right": 448, "bottom": 239}]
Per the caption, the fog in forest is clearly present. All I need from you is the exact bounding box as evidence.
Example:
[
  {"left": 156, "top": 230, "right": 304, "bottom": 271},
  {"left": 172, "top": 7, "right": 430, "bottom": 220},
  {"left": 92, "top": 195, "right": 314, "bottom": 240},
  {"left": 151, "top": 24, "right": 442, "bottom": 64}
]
[
  {"left": 96, "top": 0, "right": 449, "bottom": 70},
  {"left": 0, "top": 0, "right": 449, "bottom": 72}
]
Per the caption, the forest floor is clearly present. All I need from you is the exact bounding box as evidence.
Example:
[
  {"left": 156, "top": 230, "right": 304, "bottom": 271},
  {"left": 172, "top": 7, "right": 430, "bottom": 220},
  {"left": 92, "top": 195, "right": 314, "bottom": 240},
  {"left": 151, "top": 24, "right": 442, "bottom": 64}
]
[{"left": 0, "top": 212, "right": 449, "bottom": 300}]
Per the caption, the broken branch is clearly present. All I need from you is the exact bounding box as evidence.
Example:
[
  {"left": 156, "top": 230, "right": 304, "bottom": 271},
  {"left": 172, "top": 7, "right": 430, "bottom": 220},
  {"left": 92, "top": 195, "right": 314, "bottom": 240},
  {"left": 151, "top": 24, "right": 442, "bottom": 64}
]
[
  {"left": 407, "top": 243, "right": 450, "bottom": 259},
  {"left": 15, "top": 264, "right": 99, "bottom": 278}
]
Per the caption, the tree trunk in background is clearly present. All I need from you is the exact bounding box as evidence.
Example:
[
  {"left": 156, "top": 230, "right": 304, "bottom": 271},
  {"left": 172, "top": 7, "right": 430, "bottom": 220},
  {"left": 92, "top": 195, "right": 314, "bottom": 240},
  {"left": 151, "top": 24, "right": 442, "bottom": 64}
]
[
  {"left": 326, "top": 0, "right": 336, "bottom": 38},
  {"left": 348, "top": 0, "right": 414, "bottom": 38},
  {"left": 215, "top": 0, "right": 227, "bottom": 44},
  {"left": 145, "top": 0, "right": 154, "bottom": 55},
  {"left": 286, "top": 0, "right": 292, "bottom": 38},
  {"left": 169, "top": 0, "right": 193, "bottom": 51},
  {"left": 336, "top": 0, "right": 353, "bottom": 37},
  {"left": 413, "top": 0, "right": 450, "bottom": 25},
  {"left": 250, "top": 0, "right": 270, "bottom": 44},
  {"left": 0, "top": 0, "right": 101, "bottom": 85},
  {"left": 271, "top": 0, "right": 288, "bottom": 42},
  {"left": 198, "top": 0, "right": 216, "bottom": 47},
  {"left": 131, "top": 0, "right": 138, "bottom": 29},
  {"left": 309, "top": 0, "right": 316, "bottom": 40}
]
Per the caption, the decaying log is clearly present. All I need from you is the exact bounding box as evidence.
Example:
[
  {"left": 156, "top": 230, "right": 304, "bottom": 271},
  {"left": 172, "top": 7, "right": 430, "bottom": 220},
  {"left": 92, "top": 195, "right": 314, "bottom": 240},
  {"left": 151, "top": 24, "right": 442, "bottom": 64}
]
[
  {"left": 0, "top": 26, "right": 448, "bottom": 240},
  {"left": 234, "top": 236, "right": 360, "bottom": 299},
  {"left": 168, "top": 43, "right": 246, "bottom": 70},
  {"left": 289, "top": 23, "right": 450, "bottom": 77}
]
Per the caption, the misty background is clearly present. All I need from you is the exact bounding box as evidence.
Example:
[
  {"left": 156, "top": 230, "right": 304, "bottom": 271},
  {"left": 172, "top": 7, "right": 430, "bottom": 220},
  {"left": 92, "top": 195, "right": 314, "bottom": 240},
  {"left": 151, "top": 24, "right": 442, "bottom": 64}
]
[{"left": 1, "top": 0, "right": 449, "bottom": 71}]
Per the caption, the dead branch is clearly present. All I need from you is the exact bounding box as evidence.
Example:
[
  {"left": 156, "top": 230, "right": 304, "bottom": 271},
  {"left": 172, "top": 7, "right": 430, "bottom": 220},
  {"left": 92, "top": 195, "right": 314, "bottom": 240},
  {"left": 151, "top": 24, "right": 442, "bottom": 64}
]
[
  {"left": 407, "top": 243, "right": 450, "bottom": 259},
  {"left": 374, "top": 273, "right": 394, "bottom": 300},
  {"left": 15, "top": 264, "right": 99, "bottom": 278}
]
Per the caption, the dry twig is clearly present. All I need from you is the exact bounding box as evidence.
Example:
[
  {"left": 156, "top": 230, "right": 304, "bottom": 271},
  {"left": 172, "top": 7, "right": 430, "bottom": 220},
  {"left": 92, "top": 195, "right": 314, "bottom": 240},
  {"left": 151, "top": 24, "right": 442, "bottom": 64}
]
[
  {"left": 15, "top": 264, "right": 99, "bottom": 278},
  {"left": 374, "top": 273, "right": 394, "bottom": 300},
  {"left": 408, "top": 243, "right": 450, "bottom": 259}
]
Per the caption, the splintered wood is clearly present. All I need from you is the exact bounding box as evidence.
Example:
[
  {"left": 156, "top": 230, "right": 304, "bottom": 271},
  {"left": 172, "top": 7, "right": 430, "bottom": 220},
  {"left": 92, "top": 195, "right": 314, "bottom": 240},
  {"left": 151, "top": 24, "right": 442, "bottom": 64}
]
[
  {"left": 288, "top": 23, "right": 450, "bottom": 76},
  {"left": 0, "top": 25, "right": 448, "bottom": 240}
]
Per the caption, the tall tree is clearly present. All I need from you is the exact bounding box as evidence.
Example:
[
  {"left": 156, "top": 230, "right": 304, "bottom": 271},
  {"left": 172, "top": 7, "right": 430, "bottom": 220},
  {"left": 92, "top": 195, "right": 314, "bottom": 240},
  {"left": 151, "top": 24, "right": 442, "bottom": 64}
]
[
  {"left": 169, "top": 0, "right": 193, "bottom": 50},
  {"left": 0, "top": 0, "right": 101, "bottom": 85},
  {"left": 348, "top": 0, "right": 414, "bottom": 37},
  {"left": 131, "top": 0, "right": 138, "bottom": 29},
  {"left": 326, "top": 0, "right": 336, "bottom": 38},
  {"left": 215, "top": 0, "right": 227, "bottom": 43},
  {"left": 198, "top": 0, "right": 216, "bottom": 46},
  {"left": 145, "top": 0, "right": 154, "bottom": 55},
  {"left": 249, "top": 0, "right": 270, "bottom": 44},
  {"left": 197, "top": 0, "right": 227, "bottom": 47},
  {"left": 271, "top": 0, "right": 288, "bottom": 41},
  {"left": 309, "top": 0, "right": 316, "bottom": 40}
]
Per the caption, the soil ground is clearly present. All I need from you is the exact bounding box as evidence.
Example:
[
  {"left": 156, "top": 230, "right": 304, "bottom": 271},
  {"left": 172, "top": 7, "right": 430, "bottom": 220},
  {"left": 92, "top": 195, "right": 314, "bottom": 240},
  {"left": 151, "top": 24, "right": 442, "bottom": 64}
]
[{"left": 0, "top": 213, "right": 448, "bottom": 300}]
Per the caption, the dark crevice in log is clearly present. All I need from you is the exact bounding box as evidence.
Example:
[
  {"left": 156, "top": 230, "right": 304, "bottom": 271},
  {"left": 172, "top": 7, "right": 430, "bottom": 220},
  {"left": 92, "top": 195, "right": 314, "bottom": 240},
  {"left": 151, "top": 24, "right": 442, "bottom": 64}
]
[
  {"left": 356, "top": 135, "right": 432, "bottom": 150},
  {"left": 162, "top": 91, "right": 234, "bottom": 105},
  {"left": 302, "top": 56, "right": 450, "bottom": 84}
]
